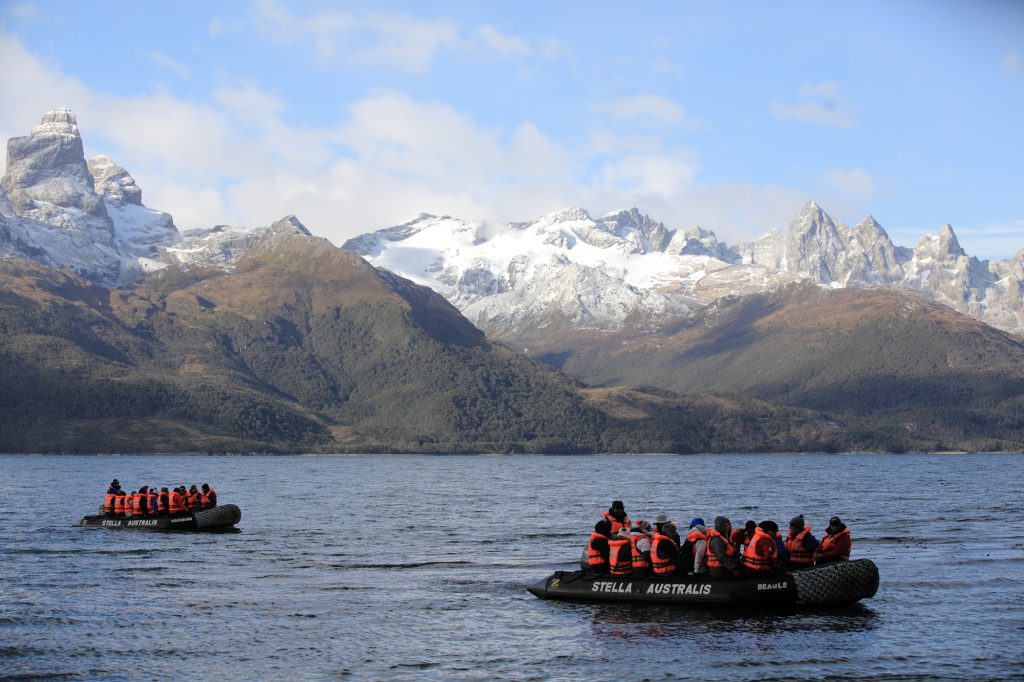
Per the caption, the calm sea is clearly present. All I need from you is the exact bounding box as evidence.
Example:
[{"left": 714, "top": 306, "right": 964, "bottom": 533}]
[{"left": 1, "top": 454, "right": 1022, "bottom": 681}]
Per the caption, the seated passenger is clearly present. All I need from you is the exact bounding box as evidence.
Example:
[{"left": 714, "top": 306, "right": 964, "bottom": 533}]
[
  {"left": 112, "top": 491, "right": 125, "bottom": 518},
  {"left": 731, "top": 519, "right": 756, "bottom": 556},
  {"left": 784, "top": 515, "right": 819, "bottom": 568},
  {"left": 608, "top": 529, "right": 633, "bottom": 576},
  {"left": 651, "top": 523, "right": 680, "bottom": 576},
  {"left": 742, "top": 521, "right": 780, "bottom": 573},
  {"left": 200, "top": 483, "right": 217, "bottom": 509},
  {"left": 134, "top": 488, "right": 148, "bottom": 517},
  {"left": 815, "top": 516, "right": 852, "bottom": 564},
  {"left": 168, "top": 487, "right": 187, "bottom": 517},
  {"left": 603, "top": 500, "right": 631, "bottom": 533},
  {"left": 586, "top": 520, "right": 613, "bottom": 574},
  {"left": 630, "top": 520, "right": 653, "bottom": 576},
  {"left": 681, "top": 518, "right": 708, "bottom": 575},
  {"left": 103, "top": 482, "right": 118, "bottom": 516},
  {"left": 146, "top": 487, "right": 158, "bottom": 516},
  {"left": 187, "top": 485, "right": 202, "bottom": 512},
  {"left": 157, "top": 487, "right": 170, "bottom": 517},
  {"left": 707, "top": 516, "right": 741, "bottom": 579}
]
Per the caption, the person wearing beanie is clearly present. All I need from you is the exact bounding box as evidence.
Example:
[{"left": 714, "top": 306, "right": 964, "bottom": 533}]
[
  {"left": 731, "top": 519, "right": 756, "bottom": 556},
  {"left": 585, "top": 519, "right": 613, "bottom": 574},
  {"left": 681, "top": 520, "right": 708, "bottom": 574},
  {"left": 815, "top": 516, "right": 852, "bottom": 564},
  {"left": 784, "top": 514, "right": 819, "bottom": 568},
  {"left": 602, "top": 500, "right": 631, "bottom": 534},
  {"left": 742, "top": 521, "right": 781, "bottom": 573},
  {"left": 651, "top": 522, "right": 681, "bottom": 576},
  {"left": 707, "top": 516, "right": 742, "bottom": 579}
]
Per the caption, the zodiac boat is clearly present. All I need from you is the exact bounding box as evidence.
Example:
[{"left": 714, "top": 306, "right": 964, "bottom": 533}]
[
  {"left": 527, "top": 559, "right": 879, "bottom": 607},
  {"left": 77, "top": 505, "right": 242, "bottom": 532}
]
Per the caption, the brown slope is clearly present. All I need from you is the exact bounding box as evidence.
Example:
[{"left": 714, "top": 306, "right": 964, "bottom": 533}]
[{"left": 536, "top": 283, "right": 1024, "bottom": 451}]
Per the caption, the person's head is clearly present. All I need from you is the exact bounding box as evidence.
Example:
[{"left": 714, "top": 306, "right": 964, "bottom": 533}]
[
  {"left": 828, "top": 516, "right": 846, "bottom": 533},
  {"left": 714, "top": 516, "right": 732, "bottom": 535},
  {"left": 759, "top": 520, "right": 779, "bottom": 535},
  {"left": 634, "top": 519, "right": 652, "bottom": 534},
  {"left": 689, "top": 517, "right": 704, "bottom": 529},
  {"left": 614, "top": 528, "right": 631, "bottom": 540},
  {"left": 595, "top": 519, "right": 612, "bottom": 536},
  {"left": 161, "top": 487, "right": 168, "bottom": 493},
  {"left": 609, "top": 500, "right": 625, "bottom": 514},
  {"left": 663, "top": 523, "right": 677, "bottom": 537},
  {"left": 190, "top": 485, "right": 198, "bottom": 492},
  {"left": 130, "top": 490, "right": 136, "bottom": 496},
  {"left": 202, "top": 483, "right": 210, "bottom": 492},
  {"left": 789, "top": 515, "right": 805, "bottom": 532},
  {"left": 744, "top": 520, "right": 756, "bottom": 534}
]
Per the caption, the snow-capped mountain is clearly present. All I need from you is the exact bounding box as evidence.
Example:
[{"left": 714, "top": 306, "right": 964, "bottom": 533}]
[
  {"left": 346, "top": 202, "right": 1024, "bottom": 342},
  {"left": 0, "top": 108, "right": 178, "bottom": 283}
]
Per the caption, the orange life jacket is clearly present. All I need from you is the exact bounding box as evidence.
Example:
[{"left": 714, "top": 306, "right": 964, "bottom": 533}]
[
  {"left": 602, "top": 511, "right": 631, "bottom": 534},
  {"left": 785, "top": 525, "right": 814, "bottom": 565},
  {"left": 147, "top": 493, "right": 158, "bottom": 516},
  {"left": 630, "top": 532, "right": 651, "bottom": 571},
  {"left": 587, "top": 532, "right": 609, "bottom": 569},
  {"left": 608, "top": 538, "right": 633, "bottom": 576},
  {"left": 705, "top": 527, "right": 736, "bottom": 568},
  {"left": 158, "top": 492, "right": 169, "bottom": 513},
  {"left": 819, "top": 528, "right": 852, "bottom": 560},
  {"left": 113, "top": 495, "right": 124, "bottom": 516},
  {"left": 187, "top": 492, "right": 201, "bottom": 510},
  {"left": 133, "top": 492, "right": 145, "bottom": 516},
  {"left": 650, "top": 533, "right": 678, "bottom": 575},
  {"left": 104, "top": 493, "right": 116, "bottom": 514},
  {"left": 169, "top": 491, "right": 187, "bottom": 514},
  {"left": 201, "top": 487, "right": 216, "bottom": 509},
  {"left": 742, "top": 528, "right": 778, "bottom": 572}
]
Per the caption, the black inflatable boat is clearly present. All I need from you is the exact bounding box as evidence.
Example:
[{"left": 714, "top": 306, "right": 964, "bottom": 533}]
[
  {"left": 77, "top": 505, "right": 242, "bottom": 532},
  {"left": 528, "top": 559, "right": 879, "bottom": 608}
]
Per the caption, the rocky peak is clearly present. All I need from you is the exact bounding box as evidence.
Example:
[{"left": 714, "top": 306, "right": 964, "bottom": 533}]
[
  {"left": 938, "top": 224, "right": 965, "bottom": 258},
  {"left": 88, "top": 155, "right": 142, "bottom": 205},
  {"left": 547, "top": 207, "right": 591, "bottom": 224},
  {"left": 601, "top": 207, "right": 672, "bottom": 252},
  {"left": 270, "top": 214, "right": 312, "bottom": 236},
  {"left": 2, "top": 107, "right": 106, "bottom": 219},
  {"left": 784, "top": 200, "right": 850, "bottom": 282}
]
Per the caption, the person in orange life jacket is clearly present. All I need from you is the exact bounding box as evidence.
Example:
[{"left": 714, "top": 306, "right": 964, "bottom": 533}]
[
  {"left": 608, "top": 528, "right": 634, "bottom": 576},
  {"left": 200, "top": 483, "right": 217, "bottom": 509},
  {"left": 784, "top": 515, "right": 819, "bottom": 567},
  {"left": 103, "top": 479, "right": 120, "bottom": 515},
  {"left": 742, "top": 521, "right": 782, "bottom": 573},
  {"left": 602, "top": 500, "right": 630, "bottom": 533},
  {"left": 629, "top": 520, "right": 653, "bottom": 576},
  {"left": 133, "top": 487, "right": 148, "bottom": 517},
  {"left": 731, "top": 519, "right": 756, "bottom": 556},
  {"left": 651, "top": 522, "right": 681, "bottom": 575},
  {"left": 157, "top": 488, "right": 170, "bottom": 517},
  {"left": 679, "top": 518, "right": 708, "bottom": 575},
  {"left": 186, "top": 485, "right": 202, "bottom": 511},
  {"left": 168, "top": 487, "right": 188, "bottom": 517},
  {"left": 586, "top": 519, "right": 614, "bottom": 574},
  {"left": 112, "top": 491, "right": 125, "bottom": 517},
  {"left": 707, "top": 516, "right": 742, "bottom": 579},
  {"left": 146, "top": 487, "right": 158, "bottom": 516},
  {"left": 815, "top": 516, "right": 852, "bottom": 565}
]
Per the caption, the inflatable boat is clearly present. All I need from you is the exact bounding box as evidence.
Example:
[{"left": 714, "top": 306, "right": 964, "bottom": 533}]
[
  {"left": 528, "top": 559, "right": 878, "bottom": 608},
  {"left": 77, "top": 505, "right": 242, "bottom": 532}
]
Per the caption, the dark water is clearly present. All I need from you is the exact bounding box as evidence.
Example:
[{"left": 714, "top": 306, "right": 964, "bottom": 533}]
[{"left": 1, "top": 454, "right": 1022, "bottom": 681}]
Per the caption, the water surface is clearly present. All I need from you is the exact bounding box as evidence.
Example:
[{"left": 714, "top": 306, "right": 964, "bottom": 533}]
[{"left": 1, "top": 454, "right": 1021, "bottom": 680}]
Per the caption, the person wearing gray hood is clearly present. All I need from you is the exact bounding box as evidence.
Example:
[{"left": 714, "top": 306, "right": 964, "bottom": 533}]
[{"left": 706, "top": 516, "right": 742, "bottom": 579}]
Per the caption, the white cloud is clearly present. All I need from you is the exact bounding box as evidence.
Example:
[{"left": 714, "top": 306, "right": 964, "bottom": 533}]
[
  {"left": 0, "top": 30, "right": 815, "bottom": 250},
  {"left": 822, "top": 167, "right": 875, "bottom": 198},
  {"left": 8, "top": 3, "right": 36, "bottom": 20},
  {"left": 476, "top": 25, "right": 529, "bottom": 57},
  {"left": 1004, "top": 48, "right": 1020, "bottom": 74},
  {"left": 772, "top": 81, "right": 854, "bottom": 129},
  {"left": 603, "top": 94, "right": 698, "bottom": 127},
  {"left": 651, "top": 57, "right": 684, "bottom": 76},
  {"left": 148, "top": 52, "right": 191, "bottom": 80}
]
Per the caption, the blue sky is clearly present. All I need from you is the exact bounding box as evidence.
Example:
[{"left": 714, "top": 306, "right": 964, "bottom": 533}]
[{"left": 0, "top": 1, "right": 1021, "bottom": 257}]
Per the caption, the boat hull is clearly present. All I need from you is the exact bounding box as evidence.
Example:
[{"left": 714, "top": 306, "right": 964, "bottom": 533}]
[
  {"left": 77, "top": 504, "right": 242, "bottom": 532},
  {"left": 528, "top": 559, "right": 878, "bottom": 608}
]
